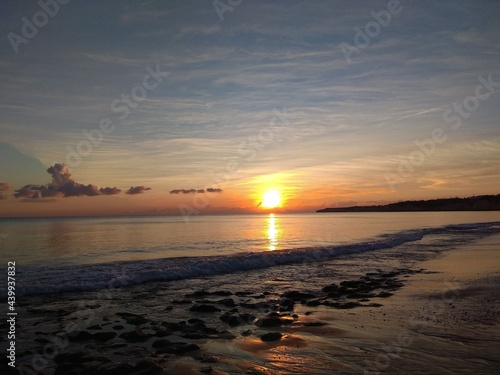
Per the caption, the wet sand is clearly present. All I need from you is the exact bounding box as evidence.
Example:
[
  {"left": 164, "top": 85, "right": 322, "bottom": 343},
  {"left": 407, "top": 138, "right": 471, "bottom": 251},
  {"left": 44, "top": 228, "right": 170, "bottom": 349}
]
[
  {"left": 199, "top": 234, "right": 500, "bottom": 374},
  {"left": 2, "top": 233, "right": 499, "bottom": 374}
]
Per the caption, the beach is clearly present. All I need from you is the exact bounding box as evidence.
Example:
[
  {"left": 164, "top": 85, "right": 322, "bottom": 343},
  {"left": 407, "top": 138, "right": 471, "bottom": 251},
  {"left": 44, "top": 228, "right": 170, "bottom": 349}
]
[{"left": 1, "top": 219, "right": 499, "bottom": 375}]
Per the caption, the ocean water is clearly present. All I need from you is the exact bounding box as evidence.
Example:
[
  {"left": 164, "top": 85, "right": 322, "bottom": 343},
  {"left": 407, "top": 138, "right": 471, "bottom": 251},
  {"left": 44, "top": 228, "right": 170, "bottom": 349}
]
[{"left": 1, "top": 212, "right": 499, "bottom": 299}]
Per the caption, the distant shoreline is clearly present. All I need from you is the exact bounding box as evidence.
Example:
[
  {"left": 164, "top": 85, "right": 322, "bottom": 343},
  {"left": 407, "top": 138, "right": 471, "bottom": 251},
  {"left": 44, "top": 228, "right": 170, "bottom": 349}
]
[{"left": 317, "top": 194, "right": 500, "bottom": 213}]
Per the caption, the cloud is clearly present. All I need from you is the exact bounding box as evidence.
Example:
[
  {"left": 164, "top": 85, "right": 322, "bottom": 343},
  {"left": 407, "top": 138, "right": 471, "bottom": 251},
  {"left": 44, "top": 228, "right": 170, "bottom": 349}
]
[
  {"left": 14, "top": 163, "right": 122, "bottom": 199},
  {"left": 170, "top": 188, "right": 223, "bottom": 194},
  {"left": 100, "top": 187, "right": 122, "bottom": 195},
  {"left": 126, "top": 186, "right": 152, "bottom": 195},
  {"left": 0, "top": 182, "right": 10, "bottom": 200},
  {"left": 206, "top": 188, "right": 223, "bottom": 193}
]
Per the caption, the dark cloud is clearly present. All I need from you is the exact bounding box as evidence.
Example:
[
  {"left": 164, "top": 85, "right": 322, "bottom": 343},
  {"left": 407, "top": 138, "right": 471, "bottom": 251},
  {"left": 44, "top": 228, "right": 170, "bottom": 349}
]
[
  {"left": 14, "top": 163, "right": 122, "bottom": 200},
  {"left": 206, "top": 188, "right": 223, "bottom": 193},
  {"left": 100, "top": 187, "right": 122, "bottom": 195},
  {"left": 126, "top": 186, "right": 152, "bottom": 195},
  {"left": 0, "top": 182, "right": 10, "bottom": 200},
  {"left": 170, "top": 188, "right": 223, "bottom": 194}
]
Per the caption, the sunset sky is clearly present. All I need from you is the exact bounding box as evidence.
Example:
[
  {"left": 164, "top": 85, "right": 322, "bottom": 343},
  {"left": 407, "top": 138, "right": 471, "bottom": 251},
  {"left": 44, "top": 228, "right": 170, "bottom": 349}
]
[{"left": 1, "top": 0, "right": 499, "bottom": 217}]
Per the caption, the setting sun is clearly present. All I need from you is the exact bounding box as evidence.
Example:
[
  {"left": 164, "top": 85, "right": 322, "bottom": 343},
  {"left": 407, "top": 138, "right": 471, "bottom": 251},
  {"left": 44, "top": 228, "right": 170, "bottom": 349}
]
[{"left": 261, "top": 190, "right": 281, "bottom": 209}]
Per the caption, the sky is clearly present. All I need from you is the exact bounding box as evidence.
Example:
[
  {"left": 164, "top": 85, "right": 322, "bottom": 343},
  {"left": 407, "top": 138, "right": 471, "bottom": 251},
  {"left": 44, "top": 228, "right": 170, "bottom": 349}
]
[{"left": 0, "top": 0, "right": 499, "bottom": 217}]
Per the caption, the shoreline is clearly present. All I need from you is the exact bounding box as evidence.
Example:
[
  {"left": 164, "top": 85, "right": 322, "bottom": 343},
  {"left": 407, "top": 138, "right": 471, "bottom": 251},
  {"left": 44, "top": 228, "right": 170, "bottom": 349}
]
[{"left": 1, "top": 232, "right": 499, "bottom": 374}]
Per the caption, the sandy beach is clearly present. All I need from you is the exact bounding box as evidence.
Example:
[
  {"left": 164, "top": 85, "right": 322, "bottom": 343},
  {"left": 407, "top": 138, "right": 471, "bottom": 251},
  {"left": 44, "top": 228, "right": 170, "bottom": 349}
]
[{"left": 2, "top": 232, "right": 499, "bottom": 375}]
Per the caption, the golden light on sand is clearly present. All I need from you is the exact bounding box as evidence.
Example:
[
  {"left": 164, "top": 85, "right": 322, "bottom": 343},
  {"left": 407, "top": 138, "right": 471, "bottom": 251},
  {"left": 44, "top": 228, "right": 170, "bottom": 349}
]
[{"left": 261, "top": 190, "right": 281, "bottom": 209}]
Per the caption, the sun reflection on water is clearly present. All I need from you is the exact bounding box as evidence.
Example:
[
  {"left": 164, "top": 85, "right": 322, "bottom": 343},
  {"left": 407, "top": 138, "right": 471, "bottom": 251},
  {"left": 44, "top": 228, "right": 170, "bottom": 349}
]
[{"left": 266, "top": 213, "right": 280, "bottom": 251}]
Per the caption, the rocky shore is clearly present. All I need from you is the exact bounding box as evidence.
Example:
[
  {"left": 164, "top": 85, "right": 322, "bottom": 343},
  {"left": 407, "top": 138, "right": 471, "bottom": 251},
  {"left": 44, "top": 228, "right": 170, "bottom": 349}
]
[{"left": 1, "top": 268, "right": 421, "bottom": 374}]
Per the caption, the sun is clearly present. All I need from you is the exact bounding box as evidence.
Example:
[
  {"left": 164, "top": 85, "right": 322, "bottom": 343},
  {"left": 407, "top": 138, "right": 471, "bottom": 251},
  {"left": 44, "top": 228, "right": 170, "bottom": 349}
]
[{"left": 261, "top": 190, "right": 281, "bottom": 209}]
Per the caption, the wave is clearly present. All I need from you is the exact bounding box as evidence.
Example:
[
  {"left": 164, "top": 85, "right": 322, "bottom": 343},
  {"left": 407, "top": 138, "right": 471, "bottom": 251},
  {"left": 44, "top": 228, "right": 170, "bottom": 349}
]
[{"left": 3, "top": 221, "right": 499, "bottom": 299}]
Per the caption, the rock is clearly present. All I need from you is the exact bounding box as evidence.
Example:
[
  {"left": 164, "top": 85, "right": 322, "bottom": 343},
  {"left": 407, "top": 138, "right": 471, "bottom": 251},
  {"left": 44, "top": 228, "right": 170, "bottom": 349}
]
[
  {"left": 376, "top": 291, "right": 393, "bottom": 298},
  {"left": 186, "top": 290, "right": 210, "bottom": 298},
  {"left": 255, "top": 316, "right": 294, "bottom": 327},
  {"left": 119, "top": 328, "right": 151, "bottom": 343},
  {"left": 188, "top": 318, "right": 205, "bottom": 324},
  {"left": 92, "top": 332, "right": 117, "bottom": 342},
  {"left": 211, "top": 290, "right": 232, "bottom": 296},
  {"left": 72, "top": 331, "right": 94, "bottom": 341},
  {"left": 340, "top": 280, "right": 362, "bottom": 288},
  {"left": 194, "top": 354, "right": 220, "bottom": 363},
  {"left": 322, "top": 284, "right": 339, "bottom": 293},
  {"left": 154, "top": 329, "right": 172, "bottom": 337},
  {"left": 346, "top": 292, "right": 375, "bottom": 299},
  {"left": 260, "top": 332, "right": 282, "bottom": 342},
  {"left": 235, "top": 291, "right": 254, "bottom": 296},
  {"left": 282, "top": 291, "right": 317, "bottom": 301},
  {"left": 189, "top": 304, "right": 222, "bottom": 313},
  {"left": 241, "top": 329, "right": 252, "bottom": 336},
  {"left": 133, "top": 360, "right": 165, "bottom": 374},
  {"left": 306, "top": 299, "right": 322, "bottom": 307},
  {"left": 324, "top": 301, "right": 361, "bottom": 309},
  {"left": 112, "top": 325, "right": 124, "bottom": 330},
  {"left": 154, "top": 341, "right": 200, "bottom": 355},
  {"left": 304, "top": 322, "right": 327, "bottom": 327},
  {"left": 219, "top": 313, "right": 242, "bottom": 327},
  {"left": 172, "top": 299, "right": 192, "bottom": 304},
  {"left": 216, "top": 298, "right": 236, "bottom": 307},
  {"left": 115, "top": 312, "right": 149, "bottom": 325},
  {"left": 95, "top": 362, "right": 136, "bottom": 374}
]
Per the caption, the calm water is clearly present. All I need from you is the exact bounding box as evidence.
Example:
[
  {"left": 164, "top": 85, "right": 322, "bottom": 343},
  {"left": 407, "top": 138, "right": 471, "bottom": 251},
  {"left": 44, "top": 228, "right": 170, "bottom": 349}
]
[{"left": 1, "top": 212, "right": 500, "bottom": 267}]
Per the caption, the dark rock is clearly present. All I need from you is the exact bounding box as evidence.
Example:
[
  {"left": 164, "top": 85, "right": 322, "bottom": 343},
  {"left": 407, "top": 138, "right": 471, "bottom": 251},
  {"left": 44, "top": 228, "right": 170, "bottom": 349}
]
[
  {"left": 95, "top": 362, "right": 136, "bottom": 374},
  {"left": 322, "top": 284, "right": 339, "bottom": 293},
  {"left": 181, "top": 332, "right": 209, "bottom": 339},
  {"left": 327, "top": 291, "right": 343, "bottom": 298},
  {"left": 172, "top": 299, "right": 192, "bottom": 304},
  {"left": 235, "top": 291, "right": 254, "bottom": 296},
  {"left": 219, "top": 313, "right": 242, "bottom": 327},
  {"left": 212, "top": 290, "right": 232, "bottom": 296},
  {"left": 240, "top": 301, "right": 270, "bottom": 309},
  {"left": 376, "top": 291, "right": 393, "bottom": 298},
  {"left": 340, "top": 280, "right": 362, "bottom": 288},
  {"left": 115, "top": 312, "right": 149, "bottom": 325},
  {"left": 87, "top": 324, "right": 102, "bottom": 330},
  {"left": 119, "top": 328, "right": 151, "bottom": 343},
  {"left": 324, "top": 301, "right": 361, "bottom": 309},
  {"left": 216, "top": 298, "right": 236, "bottom": 307},
  {"left": 186, "top": 290, "right": 210, "bottom": 298},
  {"left": 282, "top": 291, "right": 317, "bottom": 301},
  {"left": 133, "top": 360, "right": 165, "bottom": 374},
  {"left": 112, "top": 325, "right": 125, "bottom": 330},
  {"left": 188, "top": 318, "right": 205, "bottom": 324},
  {"left": 306, "top": 299, "right": 322, "bottom": 307},
  {"left": 255, "top": 316, "right": 294, "bottom": 327},
  {"left": 346, "top": 292, "right": 375, "bottom": 299},
  {"left": 154, "top": 329, "right": 172, "bottom": 337},
  {"left": 241, "top": 329, "right": 252, "bottom": 336},
  {"left": 218, "top": 330, "right": 237, "bottom": 339},
  {"left": 260, "top": 332, "right": 282, "bottom": 342},
  {"left": 304, "top": 322, "right": 327, "bottom": 327},
  {"left": 92, "top": 332, "right": 117, "bottom": 342},
  {"left": 72, "top": 331, "right": 94, "bottom": 341},
  {"left": 365, "top": 303, "right": 383, "bottom": 307},
  {"left": 154, "top": 341, "right": 200, "bottom": 355},
  {"left": 189, "top": 304, "right": 221, "bottom": 313},
  {"left": 194, "top": 354, "right": 220, "bottom": 363}
]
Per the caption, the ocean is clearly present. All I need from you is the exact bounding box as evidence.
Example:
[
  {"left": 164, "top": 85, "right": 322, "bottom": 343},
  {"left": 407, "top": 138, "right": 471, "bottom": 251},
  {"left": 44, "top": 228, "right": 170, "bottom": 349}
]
[
  {"left": 2, "top": 211, "right": 500, "bottom": 374},
  {"left": 1, "top": 211, "right": 499, "bottom": 299}
]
